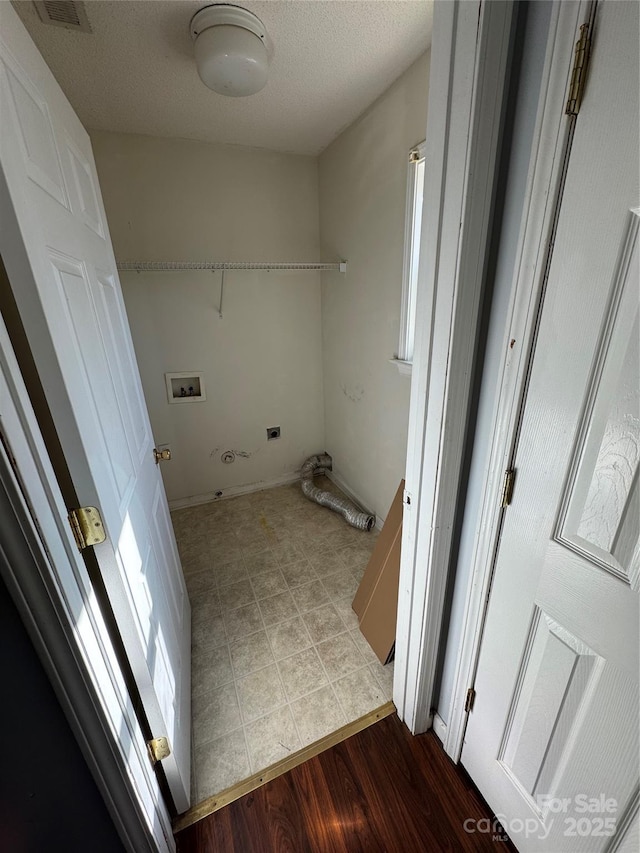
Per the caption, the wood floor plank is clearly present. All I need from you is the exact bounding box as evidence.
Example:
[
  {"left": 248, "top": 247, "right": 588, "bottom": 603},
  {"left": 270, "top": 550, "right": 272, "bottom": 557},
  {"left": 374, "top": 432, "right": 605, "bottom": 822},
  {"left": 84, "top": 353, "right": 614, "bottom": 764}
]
[
  {"left": 176, "top": 715, "right": 517, "bottom": 853},
  {"left": 259, "top": 771, "right": 313, "bottom": 853},
  {"left": 315, "top": 749, "right": 387, "bottom": 853},
  {"left": 334, "top": 722, "right": 455, "bottom": 852}
]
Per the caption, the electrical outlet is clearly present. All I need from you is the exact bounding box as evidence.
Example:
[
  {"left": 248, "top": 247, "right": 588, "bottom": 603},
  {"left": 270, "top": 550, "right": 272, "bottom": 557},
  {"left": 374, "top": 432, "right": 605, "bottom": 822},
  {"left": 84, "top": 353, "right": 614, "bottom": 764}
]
[{"left": 266, "top": 426, "right": 281, "bottom": 440}]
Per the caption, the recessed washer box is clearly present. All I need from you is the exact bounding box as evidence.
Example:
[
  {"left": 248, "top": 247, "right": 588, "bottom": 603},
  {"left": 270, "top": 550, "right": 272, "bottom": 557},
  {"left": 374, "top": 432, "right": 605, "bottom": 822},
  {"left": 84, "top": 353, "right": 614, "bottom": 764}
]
[{"left": 165, "top": 372, "right": 206, "bottom": 404}]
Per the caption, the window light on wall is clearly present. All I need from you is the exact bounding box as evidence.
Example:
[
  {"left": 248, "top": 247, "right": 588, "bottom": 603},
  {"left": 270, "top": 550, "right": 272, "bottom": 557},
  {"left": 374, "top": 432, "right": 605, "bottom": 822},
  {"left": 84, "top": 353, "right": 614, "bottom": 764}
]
[{"left": 392, "top": 141, "right": 426, "bottom": 376}]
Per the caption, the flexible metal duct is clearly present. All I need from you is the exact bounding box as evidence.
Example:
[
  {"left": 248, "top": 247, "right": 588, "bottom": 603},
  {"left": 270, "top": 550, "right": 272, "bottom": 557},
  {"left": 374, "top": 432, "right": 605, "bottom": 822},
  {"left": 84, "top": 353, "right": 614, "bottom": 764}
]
[{"left": 300, "top": 454, "right": 375, "bottom": 531}]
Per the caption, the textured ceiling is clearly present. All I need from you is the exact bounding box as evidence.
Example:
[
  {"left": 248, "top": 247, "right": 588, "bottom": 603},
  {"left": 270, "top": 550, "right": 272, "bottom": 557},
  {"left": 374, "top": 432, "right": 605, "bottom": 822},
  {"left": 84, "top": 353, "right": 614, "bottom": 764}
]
[{"left": 14, "top": 0, "right": 433, "bottom": 155}]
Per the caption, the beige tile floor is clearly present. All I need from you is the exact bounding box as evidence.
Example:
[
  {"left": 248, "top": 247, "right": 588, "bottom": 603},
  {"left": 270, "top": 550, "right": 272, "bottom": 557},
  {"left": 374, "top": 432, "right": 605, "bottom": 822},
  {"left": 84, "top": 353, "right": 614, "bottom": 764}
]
[{"left": 171, "top": 477, "right": 394, "bottom": 804}]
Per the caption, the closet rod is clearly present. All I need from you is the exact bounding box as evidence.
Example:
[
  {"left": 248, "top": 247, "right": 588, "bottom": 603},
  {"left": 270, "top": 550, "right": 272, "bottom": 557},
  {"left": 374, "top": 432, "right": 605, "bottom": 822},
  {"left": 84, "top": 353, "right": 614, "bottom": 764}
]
[{"left": 116, "top": 261, "right": 347, "bottom": 273}]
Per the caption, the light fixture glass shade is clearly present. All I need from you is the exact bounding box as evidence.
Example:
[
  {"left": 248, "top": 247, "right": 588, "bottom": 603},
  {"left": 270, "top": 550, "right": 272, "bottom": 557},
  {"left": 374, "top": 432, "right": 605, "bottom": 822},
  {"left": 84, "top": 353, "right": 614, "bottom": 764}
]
[{"left": 194, "top": 25, "right": 268, "bottom": 97}]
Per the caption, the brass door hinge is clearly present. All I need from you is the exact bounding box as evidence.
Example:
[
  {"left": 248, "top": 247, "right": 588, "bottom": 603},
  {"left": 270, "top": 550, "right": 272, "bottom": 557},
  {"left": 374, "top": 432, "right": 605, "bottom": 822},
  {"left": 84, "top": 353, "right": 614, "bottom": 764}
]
[
  {"left": 465, "top": 688, "right": 476, "bottom": 713},
  {"left": 566, "top": 23, "right": 591, "bottom": 116},
  {"left": 147, "top": 736, "right": 171, "bottom": 765},
  {"left": 68, "top": 506, "right": 106, "bottom": 551},
  {"left": 501, "top": 468, "right": 516, "bottom": 508}
]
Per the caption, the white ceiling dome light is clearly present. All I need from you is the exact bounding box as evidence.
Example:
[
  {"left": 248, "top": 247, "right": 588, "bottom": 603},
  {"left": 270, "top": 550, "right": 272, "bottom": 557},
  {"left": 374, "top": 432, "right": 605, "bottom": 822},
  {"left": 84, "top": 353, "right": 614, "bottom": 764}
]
[{"left": 190, "top": 4, "right": 270, "bottom": 97}]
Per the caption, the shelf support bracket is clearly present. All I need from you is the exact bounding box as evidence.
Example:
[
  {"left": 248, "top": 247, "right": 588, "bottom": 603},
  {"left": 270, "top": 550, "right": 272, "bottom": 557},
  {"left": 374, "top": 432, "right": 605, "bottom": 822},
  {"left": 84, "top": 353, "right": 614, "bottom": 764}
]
[{"left": 218, "top": 268, "right": 225, "bottom": 319}]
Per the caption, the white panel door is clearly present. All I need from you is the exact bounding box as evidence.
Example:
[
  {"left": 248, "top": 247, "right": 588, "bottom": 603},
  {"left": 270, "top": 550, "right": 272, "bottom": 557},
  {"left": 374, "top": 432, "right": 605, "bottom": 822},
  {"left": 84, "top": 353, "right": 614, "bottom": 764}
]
[
  {"left": 0, "top": 6, "right": 191, "bottom": 812},
  {"left": 461, "top": 3, "right": 639, "bottom": 851}
]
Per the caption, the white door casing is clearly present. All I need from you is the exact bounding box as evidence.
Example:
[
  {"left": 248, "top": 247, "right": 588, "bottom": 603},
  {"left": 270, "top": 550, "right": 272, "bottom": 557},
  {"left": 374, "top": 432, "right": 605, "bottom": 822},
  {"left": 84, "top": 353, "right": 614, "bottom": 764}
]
[
  {"left": 462, "top": 3, "right": 639, "bottom": 852},
  {"left": 394, "top": 0, "right": 514, "bottom": 733},
  {"left": 441, "top": 0, "right": 588, "bottom": 764},
  {"left": 0, "top": 5, "right": 191, "bottom": 812}
]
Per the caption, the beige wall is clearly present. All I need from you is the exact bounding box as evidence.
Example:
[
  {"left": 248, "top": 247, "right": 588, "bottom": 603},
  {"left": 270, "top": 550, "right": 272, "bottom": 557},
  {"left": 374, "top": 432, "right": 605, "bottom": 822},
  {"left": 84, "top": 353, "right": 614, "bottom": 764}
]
[
  {"left": 92, "top": 51, "right": 430, "bottom": 514},
  {"left": 318, "top": 52, "right": 430, "bottom": 522},
  {"left": 91, "top": 131, "right": 324, "bottom": 505}
]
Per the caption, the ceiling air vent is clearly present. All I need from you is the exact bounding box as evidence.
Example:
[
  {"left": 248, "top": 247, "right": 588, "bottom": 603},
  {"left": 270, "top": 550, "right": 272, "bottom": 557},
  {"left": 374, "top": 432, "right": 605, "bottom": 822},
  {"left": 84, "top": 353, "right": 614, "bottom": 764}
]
[{"left": 33, "top": 1, "right": 91, "bottom": 33}]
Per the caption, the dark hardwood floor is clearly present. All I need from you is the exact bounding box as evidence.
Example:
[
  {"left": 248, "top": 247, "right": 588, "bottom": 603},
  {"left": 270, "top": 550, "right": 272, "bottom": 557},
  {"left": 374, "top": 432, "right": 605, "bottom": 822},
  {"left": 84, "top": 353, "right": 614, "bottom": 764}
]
[{"left": 176, "top": 714, "right": 518, "bottom": 852}]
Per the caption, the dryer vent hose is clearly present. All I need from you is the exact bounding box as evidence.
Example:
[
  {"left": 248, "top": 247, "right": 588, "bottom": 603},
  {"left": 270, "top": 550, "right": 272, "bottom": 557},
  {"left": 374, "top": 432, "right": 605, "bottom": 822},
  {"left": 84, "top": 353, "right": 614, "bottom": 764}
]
[{"left": 300, "top": 454, "right": 375, "bottom": 531}]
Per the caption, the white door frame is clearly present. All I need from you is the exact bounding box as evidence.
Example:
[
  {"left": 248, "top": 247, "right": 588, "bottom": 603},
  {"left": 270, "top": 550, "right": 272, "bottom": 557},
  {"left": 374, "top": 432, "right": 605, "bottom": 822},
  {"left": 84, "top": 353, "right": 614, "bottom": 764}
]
[
  {"left": 395, "top": 0, "right": 598, "bottom": 743},
  {"left": 394, "top": 0, "right": 515, "bottom": 732},
  {"left": 0, "top": 310, "right": 174, "bottom": 851},
  {"left": 441, "top": 0, "right": 595, "bottom": 762}
]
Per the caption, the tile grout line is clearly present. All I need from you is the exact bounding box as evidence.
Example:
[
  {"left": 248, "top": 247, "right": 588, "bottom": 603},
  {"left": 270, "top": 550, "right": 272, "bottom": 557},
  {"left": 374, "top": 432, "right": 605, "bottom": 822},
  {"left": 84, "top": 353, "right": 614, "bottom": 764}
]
[
  {"left": 194, "top": 657, "right": 380, "bottom": 752},
  {"left": 260, "top": 550, "right": 309, "bottom": 758},
  {"left": 237, "top": 546, "right": 295, "bottom": 774},
  {"left": 252, "top": 523, "right": 309, "bottom": 752},
  {"left": 297, "top": 577, "right": 353, "bottom": 727},
  {"left": 260, "top": 614, "right": 302, "bottom": 751},
  {"left": 182, "top": 485, "right": 381, "bottom": 801},
  {"left": 242, "top": 520, "right": 344, "bottom": 758},
  {"left": 218, "top": 548, "right": 253, "bottom": 787},
  {"left": 251, "top": 528, "right": 318, "bottom": 759}
]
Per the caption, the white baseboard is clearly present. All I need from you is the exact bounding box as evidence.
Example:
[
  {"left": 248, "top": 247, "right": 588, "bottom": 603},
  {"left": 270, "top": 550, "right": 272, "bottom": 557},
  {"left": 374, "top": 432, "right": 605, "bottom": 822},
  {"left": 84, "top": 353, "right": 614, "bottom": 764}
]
[
  {"left": 168, "top": 471, "right": 301, "bottom": 511},
  {"left": 324, "top": 469, "right": 385, "bottom": 531},
  {"left": 432, "top": 712, "right": 447, "bottom": 744},
  {"left": 168, "top": 466, "right": 387, "bottom": 534}
]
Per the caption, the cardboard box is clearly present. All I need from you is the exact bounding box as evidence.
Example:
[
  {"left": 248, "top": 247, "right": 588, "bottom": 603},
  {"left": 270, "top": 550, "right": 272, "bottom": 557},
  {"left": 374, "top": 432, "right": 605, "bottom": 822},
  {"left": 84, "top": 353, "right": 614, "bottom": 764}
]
[{"left": 352, "top": 480, "right": 404, "bottom": 665}]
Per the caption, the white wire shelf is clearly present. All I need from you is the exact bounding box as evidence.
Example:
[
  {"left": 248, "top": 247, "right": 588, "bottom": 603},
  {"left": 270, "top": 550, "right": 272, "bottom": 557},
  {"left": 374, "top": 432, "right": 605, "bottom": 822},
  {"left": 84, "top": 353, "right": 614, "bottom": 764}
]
[{"left": 116, "top": 260, "right": 347, "bottom": 272}]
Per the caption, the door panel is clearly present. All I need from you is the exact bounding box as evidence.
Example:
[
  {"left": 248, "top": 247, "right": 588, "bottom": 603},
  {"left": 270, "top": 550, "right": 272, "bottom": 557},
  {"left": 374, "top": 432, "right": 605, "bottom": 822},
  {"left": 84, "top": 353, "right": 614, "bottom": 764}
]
[
  {"left": 462, "top": 3, "right": 639, "bottom": 850},
  {"left": 0, "top": 7, "right": 191, "bottom": 811},
  {"left": 65, "top": 134, "right": 105, "bottom": 237},
  {"left": 556, "top": 218, "right": 639, "bottom": 587},
  {"left": 500, "top": 608, "right": 604, "bottom": 798},
  {"left": 94, "top": 270, "right": 150, "bottom": 460},
  {"left": 52, "top": 252, "right": 138, "bottom": 503},
  {"left": 3, "top": 58, "right": 68, "bottom": 207}
]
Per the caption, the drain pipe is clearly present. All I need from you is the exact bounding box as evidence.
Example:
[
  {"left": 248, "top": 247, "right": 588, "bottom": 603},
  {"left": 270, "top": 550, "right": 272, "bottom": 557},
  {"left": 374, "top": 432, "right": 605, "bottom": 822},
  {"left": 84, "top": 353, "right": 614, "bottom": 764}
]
[{"left": 300, "top": 454, "right": 375, "bottom": 531}]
